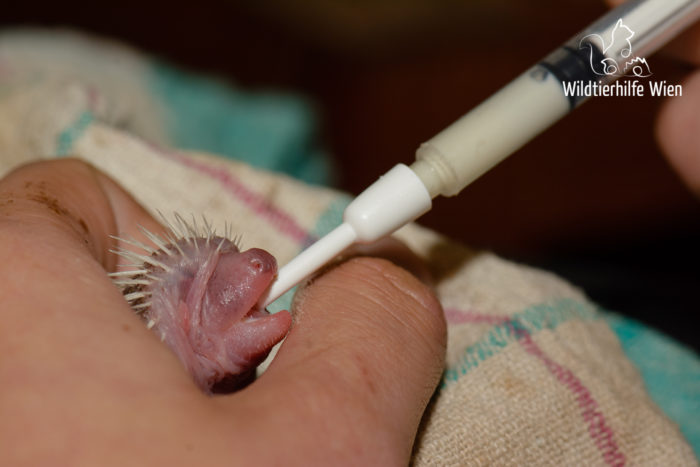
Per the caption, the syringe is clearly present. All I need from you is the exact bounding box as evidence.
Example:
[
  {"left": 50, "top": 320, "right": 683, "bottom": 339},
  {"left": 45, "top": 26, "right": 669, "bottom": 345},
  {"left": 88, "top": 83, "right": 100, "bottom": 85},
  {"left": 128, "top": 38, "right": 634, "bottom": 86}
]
[{"left": 260, "top": 0, "right": 700, "bottom": 308}]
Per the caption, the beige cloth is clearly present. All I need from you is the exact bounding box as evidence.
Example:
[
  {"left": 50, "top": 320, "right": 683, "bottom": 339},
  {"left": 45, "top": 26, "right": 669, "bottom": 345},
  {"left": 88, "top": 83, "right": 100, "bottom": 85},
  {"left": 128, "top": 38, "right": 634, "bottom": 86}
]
[{"left": 0, "top": 30, "right": 696, "bottom": 466}]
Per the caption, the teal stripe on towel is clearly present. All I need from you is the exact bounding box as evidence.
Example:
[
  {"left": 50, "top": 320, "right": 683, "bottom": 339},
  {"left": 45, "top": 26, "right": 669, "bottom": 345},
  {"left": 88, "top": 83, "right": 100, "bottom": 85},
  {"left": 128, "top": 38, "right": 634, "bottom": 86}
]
[
  {"left": 56, "top": 111, "right": 93, "bottom": 156},
  {"left": 148, "top": 62, "right": 332, "bottom": 186},
  {"left": 606, "top": 313, "right": 700, "bottom": 457}
]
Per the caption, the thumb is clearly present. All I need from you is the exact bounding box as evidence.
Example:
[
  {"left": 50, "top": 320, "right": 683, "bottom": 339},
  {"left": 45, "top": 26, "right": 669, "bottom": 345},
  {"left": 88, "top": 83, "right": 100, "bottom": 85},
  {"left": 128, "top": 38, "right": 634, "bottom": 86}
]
[
  {"left": 240, "top": 256, "right": 446, "bottom": 465},
  {"left": 655, "top": 71, "right": 700, "bottom": 195}
]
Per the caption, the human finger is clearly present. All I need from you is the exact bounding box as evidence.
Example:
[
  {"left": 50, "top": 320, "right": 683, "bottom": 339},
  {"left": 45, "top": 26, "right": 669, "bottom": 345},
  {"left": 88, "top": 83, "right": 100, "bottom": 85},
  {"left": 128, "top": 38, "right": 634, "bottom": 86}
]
[
  {"left": 0, "top": 159, "right": 205, "bottom": 464},
  {"left": 655, "top": 70, "right": 700, "bottom": 194},
  {"left": 227, "top": 256, "right": 446, "bottom": 465}
]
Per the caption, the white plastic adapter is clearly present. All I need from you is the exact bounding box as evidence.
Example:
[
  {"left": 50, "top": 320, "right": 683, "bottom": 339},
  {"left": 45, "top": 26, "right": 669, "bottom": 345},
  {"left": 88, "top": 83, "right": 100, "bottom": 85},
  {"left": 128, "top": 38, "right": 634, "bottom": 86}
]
[{"left": 260, "top": 163, "right": 432, "bottom": 307}]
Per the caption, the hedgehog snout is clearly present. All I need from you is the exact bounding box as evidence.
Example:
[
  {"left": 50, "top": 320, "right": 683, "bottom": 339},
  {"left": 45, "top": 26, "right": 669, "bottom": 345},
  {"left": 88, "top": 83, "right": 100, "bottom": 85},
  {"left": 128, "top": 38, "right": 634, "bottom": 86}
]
[{"left": 205, "top": 248, "right": 277, "bottom": 329}]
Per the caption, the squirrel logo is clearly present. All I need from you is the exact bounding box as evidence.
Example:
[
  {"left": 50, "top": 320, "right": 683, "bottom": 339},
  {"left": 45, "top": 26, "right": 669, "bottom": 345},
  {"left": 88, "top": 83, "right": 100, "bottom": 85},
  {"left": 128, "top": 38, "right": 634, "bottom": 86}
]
[{"left": 580, "top": 19, "right": 653, "bottom": 78}]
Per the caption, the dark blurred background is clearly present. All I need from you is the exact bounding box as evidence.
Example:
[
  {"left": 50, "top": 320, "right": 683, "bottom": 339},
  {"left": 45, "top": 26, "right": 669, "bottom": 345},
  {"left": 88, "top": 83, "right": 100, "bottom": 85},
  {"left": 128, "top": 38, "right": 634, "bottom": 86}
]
[{"left": 4, "top": 0, "right": 699, "bottom": 351}]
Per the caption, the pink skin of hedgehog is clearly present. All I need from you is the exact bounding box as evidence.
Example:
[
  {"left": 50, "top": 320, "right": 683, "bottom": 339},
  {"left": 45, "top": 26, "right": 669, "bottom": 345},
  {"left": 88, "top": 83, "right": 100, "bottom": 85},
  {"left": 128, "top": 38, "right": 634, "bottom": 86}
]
[{"left": 112, "top": 219, "right": 292, "bottom": 394}]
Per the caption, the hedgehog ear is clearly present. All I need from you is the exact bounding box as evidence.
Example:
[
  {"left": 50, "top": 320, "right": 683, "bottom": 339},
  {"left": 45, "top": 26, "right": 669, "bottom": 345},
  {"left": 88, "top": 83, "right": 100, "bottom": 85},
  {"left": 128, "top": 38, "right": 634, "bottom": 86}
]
[{"left": 226, "top": 310, "right": 292, "bottom": 363}]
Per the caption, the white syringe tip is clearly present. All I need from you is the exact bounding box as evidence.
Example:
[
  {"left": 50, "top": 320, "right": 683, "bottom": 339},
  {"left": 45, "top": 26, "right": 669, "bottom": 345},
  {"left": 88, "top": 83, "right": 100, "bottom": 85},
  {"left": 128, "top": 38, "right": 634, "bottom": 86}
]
[
  {"left": 260, "top": 222, "right": 357, "bottom": 308},
  {"left": 260, "top": 164, "right": 432, "bottom": 308}
]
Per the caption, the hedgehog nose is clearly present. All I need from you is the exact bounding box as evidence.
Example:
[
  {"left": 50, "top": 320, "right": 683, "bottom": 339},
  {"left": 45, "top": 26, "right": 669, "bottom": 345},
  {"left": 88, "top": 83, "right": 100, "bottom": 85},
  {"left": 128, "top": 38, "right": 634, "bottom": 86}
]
[
  {"left": 245, "top": 248, "right": 276, "bottom": 275},
  {"left": 251, "top": 258, "right": 264, "bottom": 272}
]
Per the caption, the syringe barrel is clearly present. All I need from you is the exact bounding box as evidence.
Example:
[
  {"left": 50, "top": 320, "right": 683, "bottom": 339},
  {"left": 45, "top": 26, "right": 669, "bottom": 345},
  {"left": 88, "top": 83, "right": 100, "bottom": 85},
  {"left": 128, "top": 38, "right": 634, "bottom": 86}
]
[
  {"left": 413, "top": 0, "right": 700, "bottom": 198},
  {"left": 413, "top": 65, "right": 569, "bottom": 197},
  {"left": 571, "top": 0, "right": 700, "bottom": 68}
]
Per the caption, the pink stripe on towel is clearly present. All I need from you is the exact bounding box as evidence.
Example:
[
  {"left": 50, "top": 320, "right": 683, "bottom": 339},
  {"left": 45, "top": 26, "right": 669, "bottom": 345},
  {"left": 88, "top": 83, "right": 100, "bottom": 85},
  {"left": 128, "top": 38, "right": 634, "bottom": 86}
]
[
  {"left": 447, "top": 307, "right": 626, "bottom": 466},
  {"left": 151, "top": 145, "right": 315, "bottom": 245},
  {"left": 512, "top": 324, "right": 627, "bottom": 467}
]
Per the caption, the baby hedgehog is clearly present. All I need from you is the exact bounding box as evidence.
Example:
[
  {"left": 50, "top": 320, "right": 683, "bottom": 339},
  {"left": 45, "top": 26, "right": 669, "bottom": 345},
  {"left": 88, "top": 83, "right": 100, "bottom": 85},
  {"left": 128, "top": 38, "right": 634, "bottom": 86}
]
[{"left": 110, "top": 214, "right": 291, "bottom": 394}]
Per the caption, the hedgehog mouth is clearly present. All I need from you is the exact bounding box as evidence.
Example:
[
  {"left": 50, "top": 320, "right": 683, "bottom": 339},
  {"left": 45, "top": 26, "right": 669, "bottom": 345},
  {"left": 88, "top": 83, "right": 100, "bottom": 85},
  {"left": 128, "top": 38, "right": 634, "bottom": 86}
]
[
  {"left": 244, "top": 306, "right": 272, "bottom": 321},
  {"left": 239, "top": 273, "right": 278, "bottom": 322},
  {"left": 248, "top": 273, "right": 282, "bottom": 317}
]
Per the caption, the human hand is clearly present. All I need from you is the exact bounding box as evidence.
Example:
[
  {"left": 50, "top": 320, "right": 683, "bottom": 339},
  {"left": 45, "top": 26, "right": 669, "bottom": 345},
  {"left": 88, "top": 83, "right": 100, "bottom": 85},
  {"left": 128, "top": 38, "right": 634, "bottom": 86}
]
[
  {"left": 0, "top": 159, "right": 446, "bottom": 466},
  {"left": 607, "top": 0, "right": 700, "bottom": 195}
]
